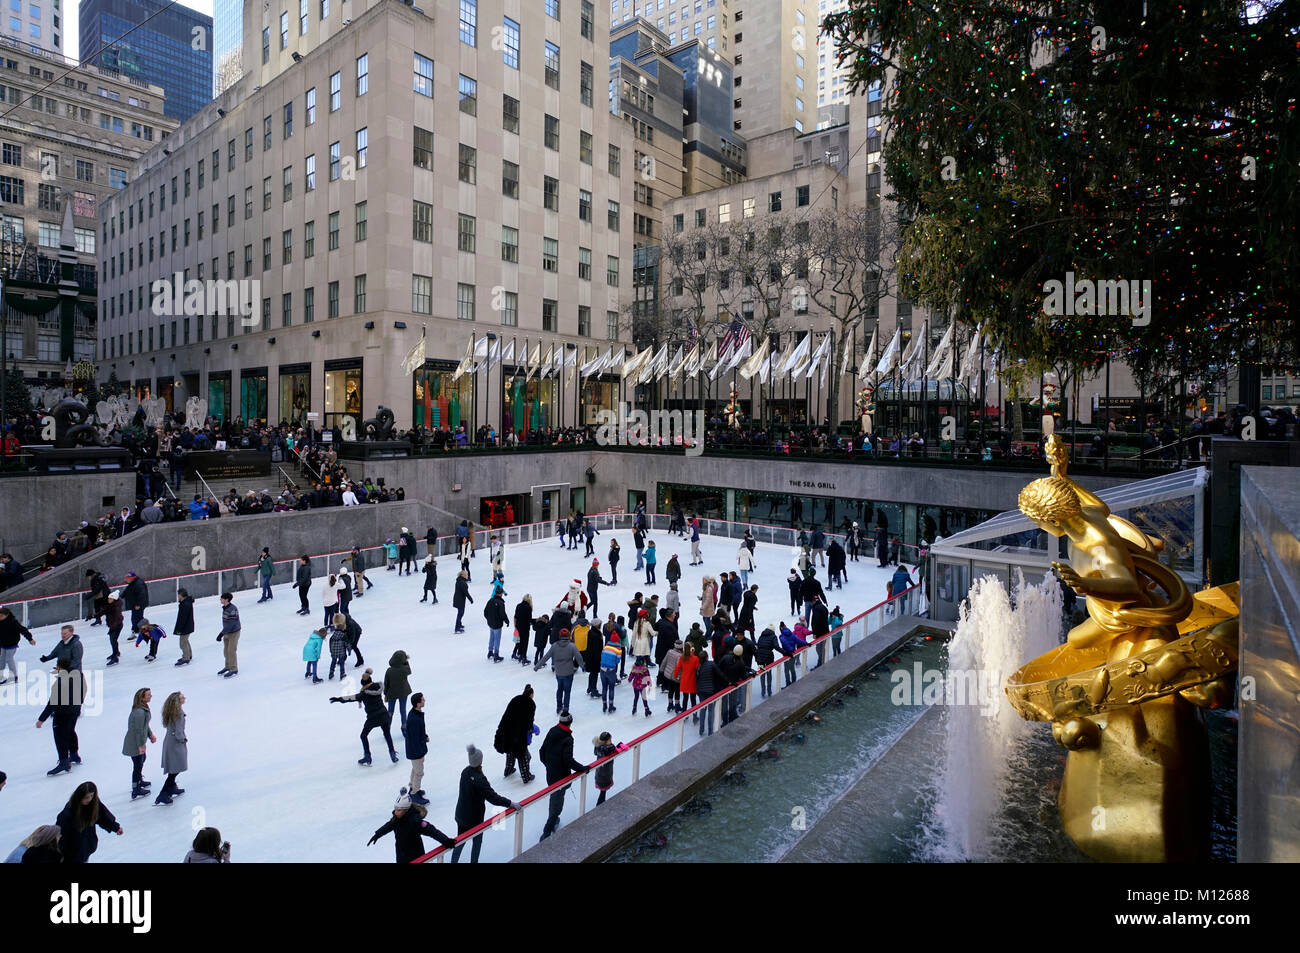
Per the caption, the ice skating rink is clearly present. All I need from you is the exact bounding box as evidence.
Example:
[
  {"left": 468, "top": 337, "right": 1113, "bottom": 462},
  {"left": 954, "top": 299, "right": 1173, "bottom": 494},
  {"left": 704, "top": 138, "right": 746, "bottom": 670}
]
[{"left": 0, "top": 531, "right": 907, "bottom": 862}]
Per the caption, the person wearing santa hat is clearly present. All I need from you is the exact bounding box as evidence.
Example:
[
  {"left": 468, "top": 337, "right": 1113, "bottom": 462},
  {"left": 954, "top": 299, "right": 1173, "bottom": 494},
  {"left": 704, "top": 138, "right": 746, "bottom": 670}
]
[
  {"left": 586, "top": 560, "right": 609, "bottom": 617},
  {"left": 558, "top": 579, "right": 590, "bottom": 615}
]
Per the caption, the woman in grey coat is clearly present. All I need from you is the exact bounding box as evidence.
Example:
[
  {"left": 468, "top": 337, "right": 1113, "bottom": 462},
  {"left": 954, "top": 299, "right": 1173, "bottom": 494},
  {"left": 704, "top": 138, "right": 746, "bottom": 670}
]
[
  {"left": 122, "top": 688, "right": 156, "bottom": 800},
  {"left": 156, "top": 691, "right": 188, "bottom": 806}
]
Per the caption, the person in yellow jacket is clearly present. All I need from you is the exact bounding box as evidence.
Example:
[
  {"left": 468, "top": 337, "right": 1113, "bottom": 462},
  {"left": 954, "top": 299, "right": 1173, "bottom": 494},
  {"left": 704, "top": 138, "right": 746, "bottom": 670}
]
[{"left": 571, "top": 614, "right": 590, "bottom": 654}]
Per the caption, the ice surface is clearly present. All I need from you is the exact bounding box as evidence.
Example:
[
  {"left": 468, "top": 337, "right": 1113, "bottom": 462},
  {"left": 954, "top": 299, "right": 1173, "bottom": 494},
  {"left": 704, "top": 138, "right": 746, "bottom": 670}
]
[{"left": 0, "top": 532, "right": 903, "bottom": 863}]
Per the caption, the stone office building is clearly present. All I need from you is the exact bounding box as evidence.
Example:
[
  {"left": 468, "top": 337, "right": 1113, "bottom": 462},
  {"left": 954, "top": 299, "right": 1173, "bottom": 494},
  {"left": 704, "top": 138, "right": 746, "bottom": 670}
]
[{"left": 96, "top": 0, "right": 631, "bottom": 435}]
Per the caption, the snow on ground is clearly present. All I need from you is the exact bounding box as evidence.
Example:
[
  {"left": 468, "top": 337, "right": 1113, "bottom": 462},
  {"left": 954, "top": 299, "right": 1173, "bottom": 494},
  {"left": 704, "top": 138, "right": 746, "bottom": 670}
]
[{"left": 0, "top": 532, "right": 905, "bottom": 863}]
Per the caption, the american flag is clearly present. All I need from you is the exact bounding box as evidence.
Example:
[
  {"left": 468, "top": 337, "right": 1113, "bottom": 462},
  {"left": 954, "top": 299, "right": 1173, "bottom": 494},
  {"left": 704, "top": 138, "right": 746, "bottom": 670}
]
[{"left": 717, "top": 319, "right": 750, "bottom": 358}]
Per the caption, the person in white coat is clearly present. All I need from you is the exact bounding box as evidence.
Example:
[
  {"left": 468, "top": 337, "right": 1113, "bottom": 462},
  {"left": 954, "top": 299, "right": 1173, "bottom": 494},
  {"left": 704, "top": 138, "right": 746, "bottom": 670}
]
[
  {"left": 629, "top": 609, "right": 655, "bottom": 667},
  {"left": 737, "top": 544, "right": 756, "bottom": 589},
  {"left": 321, "top": 573, "right": 342, "bottom": 628}
]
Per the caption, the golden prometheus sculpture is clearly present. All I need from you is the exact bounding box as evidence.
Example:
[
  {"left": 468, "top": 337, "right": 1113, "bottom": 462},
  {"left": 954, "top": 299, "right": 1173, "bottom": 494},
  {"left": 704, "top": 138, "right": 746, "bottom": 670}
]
[{"left": 1006, "top": 435, "right": 1238, "bottom": 862}]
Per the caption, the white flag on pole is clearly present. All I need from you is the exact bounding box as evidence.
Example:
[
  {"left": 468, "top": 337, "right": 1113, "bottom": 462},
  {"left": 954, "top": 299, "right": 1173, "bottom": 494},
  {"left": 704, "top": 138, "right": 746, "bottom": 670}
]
[
  {"left": 804, "top": 334, "right": 831, "bottom": 379},
  {"left": 875, "top": 327, "right": 901, "bottom": 377},
  {"left": 400, "top": 334, "right": 426, "bottom": 376},
  {"left": 858, "top": 326, "right": 878, "bottom": 380},
  {"left": 925, "top": 323, "right": 954, "bottom": 380}
]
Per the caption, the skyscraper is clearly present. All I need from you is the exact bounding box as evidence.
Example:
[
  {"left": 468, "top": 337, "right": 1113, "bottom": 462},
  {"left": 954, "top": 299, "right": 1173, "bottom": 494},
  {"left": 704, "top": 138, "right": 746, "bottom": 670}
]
[
  {"left": 0, "top": 0, "right": 61, "bottom": 50},
  {"left": 78, "top": 0, "right": 213, "bottom": 124}
]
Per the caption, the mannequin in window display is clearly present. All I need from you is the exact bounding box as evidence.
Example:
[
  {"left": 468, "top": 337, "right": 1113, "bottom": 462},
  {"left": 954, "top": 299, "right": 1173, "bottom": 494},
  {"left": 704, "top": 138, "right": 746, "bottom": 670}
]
[
  {"left": 415, "top": 382, "right": 425, "bottom": 429},
  {"left": 345, "top": 379, "right": 361, "bottom": 415}
]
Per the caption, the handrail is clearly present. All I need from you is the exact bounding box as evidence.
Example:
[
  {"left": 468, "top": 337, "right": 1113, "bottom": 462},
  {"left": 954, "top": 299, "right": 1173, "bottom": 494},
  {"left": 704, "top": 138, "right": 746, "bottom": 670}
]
[{"left": 411, "top": 577, "right": 926, "bottom": 862}]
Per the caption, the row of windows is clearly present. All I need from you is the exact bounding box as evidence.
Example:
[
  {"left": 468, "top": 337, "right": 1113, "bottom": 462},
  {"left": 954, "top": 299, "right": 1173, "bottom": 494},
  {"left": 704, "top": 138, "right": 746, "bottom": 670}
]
[
  {"left": 460, "top": 0, "right": 597, "bottom": 49},
  {"left": 671, "top": 186, "right": 817, "bottom": 232}
]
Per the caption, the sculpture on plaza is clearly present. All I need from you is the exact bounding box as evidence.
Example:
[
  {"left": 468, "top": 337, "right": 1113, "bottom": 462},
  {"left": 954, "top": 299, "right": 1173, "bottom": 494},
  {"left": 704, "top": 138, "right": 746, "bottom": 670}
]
[
  {"left": 95, "top": 394, "right": 139, "bottom": 430},
  {"left": 52, "top": 396, "right": 102, "bottom": 448},
  {"left": 723, "top": 387, "right": 743, "bottom": 430},
  {"left": 1005, "top": 434, "right": 1238, "bottom": 862},
  {"left": 184, "top": 396, "right": 209, "bottom": 430},
  {"left": 362, "top": 405, "right": 396, "bottom": 441}
]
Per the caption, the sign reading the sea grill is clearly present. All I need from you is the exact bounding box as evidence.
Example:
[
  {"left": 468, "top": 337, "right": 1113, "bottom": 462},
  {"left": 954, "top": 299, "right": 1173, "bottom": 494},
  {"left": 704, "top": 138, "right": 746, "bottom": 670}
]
[
  {"left": 188, "top": 450, "right": 273, "bottom": 481},
  {"left": 789, "top": 479, "right": 837, "bottom": 490}
]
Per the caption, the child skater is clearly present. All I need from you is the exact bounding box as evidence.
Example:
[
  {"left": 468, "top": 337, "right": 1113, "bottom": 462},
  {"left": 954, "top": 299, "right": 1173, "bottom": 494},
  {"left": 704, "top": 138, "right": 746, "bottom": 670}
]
[
  {"left": 303, "top": 627, "right": 325, "bottom": 683},
  {"left": 629, "top": 660, "right": 653, "bottom": 718}
]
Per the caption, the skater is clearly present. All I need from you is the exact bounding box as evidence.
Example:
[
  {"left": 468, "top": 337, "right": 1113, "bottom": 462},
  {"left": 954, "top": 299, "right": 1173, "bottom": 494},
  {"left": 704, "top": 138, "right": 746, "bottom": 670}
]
[
  {"left": 40, "top": 625, "right": 84, "bottom": 672},
  {"left": 86, "top": 569, "right": 109, "bottom": 625},
  {"left": 811, "top": 526, "right": 827, "bottom": 567},
  {"left": 719, "top": 644, "right": 749, "bottom": 725},
  {"left": 0, "top": 604, "right": 35, "bottom": 684},
  {"left": 451, "top": 745, "right": 519, "bottom": 863},
  {"left": 173, "top": 589, "right": 195, "bottom": 666},
  {"left": 827, "top": 537, "right": 846, "bottom": 589},
  {"left": 538, "top": 712, "right": 590, "bottom": 841},
  {"left": 350, "top": 544, "right": 372, "bottom": 595},
  {"left": 531, "top": 613, "right": 551, "bottom": 666},
  {"left": 405, "top": 693, "right": 430, "bottom": 803},
  {"left": 484, "top": 589, "right": 509, "bottom": 662},
  {"left": 495, "top": 684, "right": 538, "bottom": 783},
  {"left": 122, "top": 571, "right": 149, "bottom": 631},
  {"left": 399, "top": 527, "right": 417, "bottom": 575},
  {"left": 632, "top": 524, "right": 646, "bottom": 571},
  {"left": 490, "top": 535, "right": 506, "bottom": 578},
  {"left": 294, "top": 555, "right": 312, "bottom": 616},
  {"left": 216, "top": 592, "right": 241, "bottom": 678},
  {"left": 257, "top": 548, "right": 274, "bottom": 602},
  {"left": 717, "top": 571, "right": 735, "bottom": 622},
  {"left": 755, "top": 625, "right": 778, "bottom": 697},
  {"left": 689, "top": 517, "right": 702, "bottom": 565},
  {"left": 330, "top": 668, "right": 398, "bottom": 765},
  {"left": 847, "top": 522, "right": 861, "bottom": 562},
  {"left": 891, "top": 563, "right": 915, "bottom": 615},
  {"left": 829, "top": 606, "right": 845, "bottom": 656},
  {"left": 890, "top": 534, "right": 901, "bottom": 566},
  {"left": 383, "top": 650, "right": 412, "bottom": 733},
  {"left": 155, "top": 692, "right": 187, "bottom": 805},
  {"left": 35, "top": 658, "right": 84, "bottom": 774},
  {"left": 737, "top": 544, "right": 755, "bottom": 588},
  {"left": 607, "top": 538, "right": 620, "bottom": 584},
  {"left": 598, "top": 630, "right": 621, "bottom": 712},
  {"left": 133, "top": 618, "right": 166, "bottom": 662},
  {"left": 800, "top": 570, "right": 825, "bottom": 625},
  {"left": 586, "top": 560, "right": 609, "bottom": 618},
  {"left": 674, "top": 643, "right": 700, "bottom": 717},
  {"left": 660, "top": 638, "right": 683, "bottom": 712},
  {"left": 628, "top": 660, "right": 653, "bottom": 717},
  {"left": 779, "top": 622, "right": 805, "bottom": 686},
  {"left": 875, "top": 528, "right": 890, "bottom": 568},
  {"left": 122, "top": 687, "right": 156, "bottom": 799},
  {"left": 512, "top": 595, "right": 534, "bottom": 664},
  {"left": 665, "top": 553, "right": 681, "bottom": 587},
  {"left": 644, "top": 540, "right": 657, "bottom": 585},
  {"left": 184, "top": 828, "right": 231, "bottom": 863},
  {"left": 303, "top": 628, "right": 326, "bottom": 682},
  {"left": 56, "top": 782, "right": 122, "bottom": 864},
  {"left": 327, "top": 617, "right": 350, "bottom": 679},
  {"left": 366, "top": 788, "right": 455, "bottom": 863},
  {"left": 104, "top": 592, "right": 125, "bottom": 665},
  {"left": 629, "top": 609, "right": 654, "bottom": 667},
  {"left": 343, "top": 611, "right": 365, "bottom": 668},
  {"left": 787, "top": 567, "right": 803, "bottom": 617},
  {"left": 699, "top": 576, "right": 718, "bottom": 638},
  {"left": 336, "top": 569, "right": 354, "bottom": 617},
  {"left": 694, "top": 649, "right": 723, "bottom": 736},
  {"left": 384, "top": 538, "right": 399, "bottom": 571},
  {"left": 582, "top": 519, "right": 600, "bottom": 556},
  {"left": 425, "top": 525, "right": 439, "bottom": 558},
  {"left": 321, "top": 573, "right": 342, "bottom": 629},
  {"left": 592, "top": 732, "right": 624, "bottom": 804},
  {"left": 582, "top": 611, "right": 605, "bottom": 698},
  {"left": 535, "top": 628, "right": 583, "bottom": 714},
  {"left": 555, "top": 516, "right": 567, "bottom": 549},
  {"left": 452, "top": 571, "right": 472, "bottom": 633},
  {"left": 5, "top": 826, "right": 62, "bottom": 863},
  {"left": 664, "top": 581, "right": 681, "bottom": 617},
  {"left": 420, "top": 555, "right": 438, "bottom": 603}
]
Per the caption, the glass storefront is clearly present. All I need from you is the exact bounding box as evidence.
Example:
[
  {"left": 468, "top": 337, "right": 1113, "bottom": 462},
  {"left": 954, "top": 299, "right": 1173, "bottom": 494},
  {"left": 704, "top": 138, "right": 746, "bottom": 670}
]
[
  {"left": 657, "top": 481, "right": 998, "bottom": 549},
  {"left": 413, "top": 363, "right": 474, "bottom": 431},
  {"left": 504, "top": 376, "right": 556, "bottom": 437},
  {"left": 239, "top": 367, "right": 268, "bottom": 423},
  {"left": 324, "top": 359, "right": 362, "bottom": 433},
  {"left": 278, "top": 363, "right": 311, "bottom": 427},
  {"left": 207, "top": 372, "right": 231, "bottom": 422},
  {"left": 580, "top": 378, "right": 619, "bottom": 425}
]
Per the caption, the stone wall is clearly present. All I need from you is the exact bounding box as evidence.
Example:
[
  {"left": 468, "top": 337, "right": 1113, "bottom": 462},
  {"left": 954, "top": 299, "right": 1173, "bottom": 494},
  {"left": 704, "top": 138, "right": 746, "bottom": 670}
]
[{"left": 0, "top": 471, "right": 138, "bottom": 561}]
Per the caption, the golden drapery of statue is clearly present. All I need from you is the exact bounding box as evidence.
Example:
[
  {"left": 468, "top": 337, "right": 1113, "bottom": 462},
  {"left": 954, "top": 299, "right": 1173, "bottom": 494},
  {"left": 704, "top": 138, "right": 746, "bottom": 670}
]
[{"left": 1006, "top": 434, "right": 1238, "bottom": 862}]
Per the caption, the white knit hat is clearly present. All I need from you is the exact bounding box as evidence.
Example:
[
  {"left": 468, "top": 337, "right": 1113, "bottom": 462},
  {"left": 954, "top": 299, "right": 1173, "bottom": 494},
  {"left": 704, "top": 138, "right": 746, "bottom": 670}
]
[
  {"left": 108, "top": 590, "right": 120, "bottom": 600},
  {"left": 394, "top": 787, "right": 412, "bottom": 811}
]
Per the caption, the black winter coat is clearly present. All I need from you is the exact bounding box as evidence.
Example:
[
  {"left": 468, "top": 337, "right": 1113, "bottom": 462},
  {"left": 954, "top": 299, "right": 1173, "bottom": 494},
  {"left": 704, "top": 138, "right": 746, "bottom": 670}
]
[
  {"left": 755, "top": 629, "right": 778, "bottom": 665},
  {"left": 548, "top": 606, "right": 572, "bottom": 645},
  {"left": 800, "top": 576, "right": 825, "bottom": 606},
  {"left": 827, "top": 542, "right": 846, "bottom": 574},
  {"left": 371, "top": 807, "right": 454, "bottom": 863},
  {"left": 173, "top": 595, "right": 195, "bottom": 635},
  {"left": 122, "top": 577, "right": 148, "bottom": 611},
  {"left": 454, "top": 765, "right": 513, "bottom": 828},
  {"left": 453, "top": 577, "right": 472, "bottom": 609},
  {"left": 423, "top": 562, "right": 437, "bottom": 590},
  {"left": 582, "top": 625, "right": 604, "bottom": 670},
  {"left": 810, "top": 602, "right": 830, "bottom": 637},
  {"left": 532, "top": 618, "right": 550, "bottom": 651},
  {"left": 719, "top": 652, "right": 748, "bottom": 686},
  {"left": 495, "top": 692, "right": 536, "bottom": 753},
  {"left": 295, "top": 564, "right": 312, "bottom": 590},
  {"left": 56, "top": 802, "right": 120, "bottom": 863},
  {"left": 0, "top": 614, "right": 33, "bottom": 649},
  {"left": 338, "top": 682, "right": 386, "bottom": 719},
  {"left": 405, "top": 708, "right": 429, "bottom": 760},
  {"left": 653, "top": 617, "right": 678, "bottom": 665},
  {"left": 514, "top": 600, "right": 533, "bottom": 639},
  {"left": 483, "top": 596, "right": 509, "bottom": 629},
  {"left": 88, "top": 573, "right": 109, "bottom": 601},
  {"left": 539, "top": 724, "right": 586, "bottom": 783},
  {"left": 696, "top": 658, "right": 723, "bottom": 698}
]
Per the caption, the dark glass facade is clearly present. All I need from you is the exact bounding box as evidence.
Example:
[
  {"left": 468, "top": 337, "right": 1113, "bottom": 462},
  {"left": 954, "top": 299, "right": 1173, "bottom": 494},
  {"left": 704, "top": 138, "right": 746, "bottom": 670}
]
[{"left": 80, "top": 0, "right": 214, "bottom": 124}]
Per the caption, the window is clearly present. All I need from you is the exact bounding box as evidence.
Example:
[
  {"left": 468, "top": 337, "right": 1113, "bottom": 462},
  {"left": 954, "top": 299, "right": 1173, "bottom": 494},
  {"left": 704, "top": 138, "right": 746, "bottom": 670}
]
[
  {"left": 696, "top": 208, "right": 706, "bottom": 227},
  {"left": 795, "top": 97, "right": 804, "bottom": 112},
  {"left": 328, "top": 210, "right": 339, "bottom": 249},
  {"left": 796, "top": 184, "right": 810, "bottom": 207},
  {"left": 1, "top": 142, "right": 20, "bottom": 165},
  {"left": 304, "top": 220, "right": 315, "bottom": 257},
  {"left": 672, "top": 213, "right": 684, "bottom": 233},
  {"left": 545, "top": 115, "right": 560, "bottom": 150},
  {"left": 743, "top": 197, "right": 755, "bottom": 218},
  {"left": 503, "top": 17, "right": 519, "bottom": 67},
  {"left": 458, "top": 143, "right": 476, "bottom": 184},
  {"left": 580, "top": 131, "right": 593, "bottom": 164},
  {"left": 412, "top": 200, "right": 432, "bottom": 242},
  {"left": 263, "top": 114, "right": 273, "bottom": 150},
  {"left": 578, "top": 188, "right": 592, "bottom": 221},
  {"left": 280, "top": 11, "right": 289, "bottom": 48},
  {"left": 110, "top": 168, "right": 127, "bottom": 189},
  {"left": 580, "top": 61, "right": 593, "bottom": 105},
  {"left": 75, "top": 158, "right": 94, "bottom": 182},
  {"left": 459, "top": 74, "right": 477, "bottom": 115},
  {"left": 501, "top": 292, "right": 518, "bottom": 326},
  {"left": 502, "top": 160, "right": 519, "bottom": 198},
  {"left": 578, "top": 247, "right": 591, "bottom": 280},
  {"left": 545, "top": 42, "right": 561, "bottom": 88},
  {"left": 38, "top": 183, "right": 57, "bottom": 210},
  {"left": 355, "top": 201, "right": 367, "bottom": 241},
  {"left": 581, "top": 0, "right": 594, "bottom": 39},
  {"left": 354, "top": 274, "right": 367, "bottom": 313},
  {"left": 546, "top": 0, "right": 560, "bottom": 19},
  {"left": 262, "top": 26, "right": 270, "bottom": 63},
  {"left": 769, "top": 191, "right": 782, "bottom": 212},
  {"left": 245, "top": 128, "right": 253, "bottom": 161},
  {"left": 457, "top": 283, "right": 475, "bottom": 320},
  {"left": 502, "top": 95, "right": 519, "bottom": 133},
  {"left": 458, "top": 213, "right": 476, "bottom": 252},
  {"left": 329, "top": 71, "right": 341, "bottom": 111},
  {"left": 262, "top": 236, "right": 272, "bottom": 270},
  {"left": 356, "top": 127, "right": 368, "bottom": 168},
  {"left": 306, "top": 88, "right": 317, "bottom": 126},
  {"left": 243, "top": 245, "right": 253, "bottom": 276},
  {"left": 414, "top": 54, "right": 433, "bottom": 97},
  {"left": 460, "top": 0, "right": 477, "bottom": 45},
  {"left": 305, "top": 154, "right": 316, "bottom": 191},
  {"left": 356, "top": 54, "right": 369, "bottom": 96},
  {"left": 501, "top": 225, "right": 519, "bottom": 262},
  {"left": 718, "top": 202, "right": 731, "bottom": 223},
  {"left": 608, "top": 143, "right": 621, "bottom": 176},
  {"left": 304, "top": 287, "right": 315, "bottom": 323},
  {"left": 283, "top": 229, "right": 293, "bottom": 263},
  {"left": 38, "top": 220, "right": 58, "bottom": 246},
  {"left": 543, "top": 176, "right": 559, "bottom": 212},
  {"left": 578, "top": 306, "right": 591, "bottom": 337},
  {"left": 831, "top": 186, "right": 838, "bottom": 210},
  {"left": 412, "top": 275, "right": 432, "bottom": 314},
  {"left": 244, "top": 186, "right": 253, "bottom": 219},
  {"left": 542, "top": 299, "right": 557, "bottom": 332},
  {"left": 413, "top": 127, "right": 433, "bottom": 169},
  {"left": 328, "top": 281, "right": 340, "bottom": 318},
  {"left": 542, "top": 237, "right": 558, "bottom": 272},
  {"left": 283, "top": 165, "right": 293, "bottom": 201},
  {"left": 607, "top": 200, "right": 620, "bottom": 230},
  {"left": 263, "top": 176, "right": 272, "bottom": 210},
  {"left": 75, "top": 226, "right": 95, "bottom": 254}
]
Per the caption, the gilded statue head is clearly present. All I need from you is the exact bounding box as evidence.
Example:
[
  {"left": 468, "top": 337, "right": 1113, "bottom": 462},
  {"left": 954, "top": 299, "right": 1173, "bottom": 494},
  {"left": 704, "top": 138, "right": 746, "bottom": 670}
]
[{"left": 1018, "top": 476, "right": 1082, "bottom": 530}]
